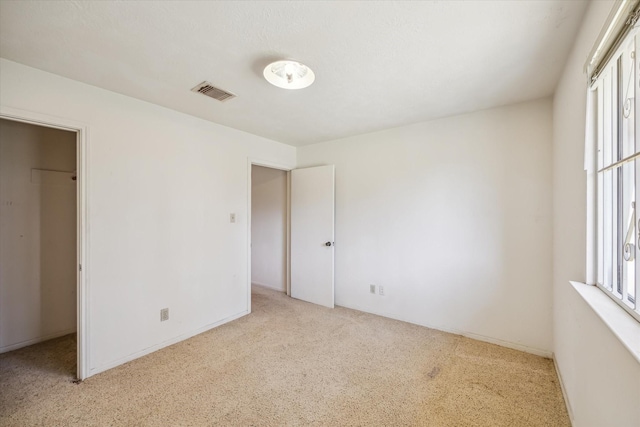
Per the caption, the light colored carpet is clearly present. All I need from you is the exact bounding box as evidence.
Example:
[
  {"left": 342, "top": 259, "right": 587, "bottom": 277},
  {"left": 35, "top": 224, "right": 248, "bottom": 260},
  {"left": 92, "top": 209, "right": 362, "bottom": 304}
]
[{"left": 0, "top": 286, "right": 570, "bottom": 426}]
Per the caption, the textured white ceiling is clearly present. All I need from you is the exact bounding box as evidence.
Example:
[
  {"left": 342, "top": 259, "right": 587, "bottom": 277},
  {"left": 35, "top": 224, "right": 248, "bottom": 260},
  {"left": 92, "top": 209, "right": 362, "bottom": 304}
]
[{"left": 0, "top": 1, "right": 587, "bottom": 146}]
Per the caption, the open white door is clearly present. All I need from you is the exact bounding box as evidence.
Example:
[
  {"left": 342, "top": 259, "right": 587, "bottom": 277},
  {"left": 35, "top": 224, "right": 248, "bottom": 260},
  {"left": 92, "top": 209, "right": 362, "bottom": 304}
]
[{"left": 290, "top": 165, "right": 335, "bottom": 308}]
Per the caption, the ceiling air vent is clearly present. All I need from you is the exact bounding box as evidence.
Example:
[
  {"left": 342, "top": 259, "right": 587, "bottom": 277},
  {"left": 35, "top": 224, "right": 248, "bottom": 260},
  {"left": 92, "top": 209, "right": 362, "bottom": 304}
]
[{"left": 191, "top": 81, "right": 236, "bottom": 102}]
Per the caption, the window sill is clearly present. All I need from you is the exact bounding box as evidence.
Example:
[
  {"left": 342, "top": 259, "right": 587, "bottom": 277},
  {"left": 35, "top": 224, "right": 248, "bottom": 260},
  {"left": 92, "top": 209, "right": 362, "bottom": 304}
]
[{"left": 570, "top": 281, "right": 640, "bottom": 364}]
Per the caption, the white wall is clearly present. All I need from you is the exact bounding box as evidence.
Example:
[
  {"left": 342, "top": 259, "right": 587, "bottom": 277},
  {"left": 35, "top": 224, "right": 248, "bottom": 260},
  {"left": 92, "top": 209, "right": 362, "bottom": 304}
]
[
  {"left": 251, "top": 165, "right": 287, "bottom": 291},
  {"left": 0, "top": 59, "right": 296, "bottom": 376},
  {"left": 297, "top": 98, "right": 553, "bottom": 355},
  {"left": 0, "top": 119, "right": 77, "bottom": 352},
  {"left": 553, "top": 1, "right": 640, "bottom": 426}
]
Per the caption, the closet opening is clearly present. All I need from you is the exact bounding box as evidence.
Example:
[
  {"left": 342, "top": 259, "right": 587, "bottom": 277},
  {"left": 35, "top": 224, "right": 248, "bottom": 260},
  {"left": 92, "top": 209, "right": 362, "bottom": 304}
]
[
  {"left": 0, "top": 118, "right": 79, "bottom": 380},
  {"left": 249, "top": 164, "right": 290, "bottom": 307}
]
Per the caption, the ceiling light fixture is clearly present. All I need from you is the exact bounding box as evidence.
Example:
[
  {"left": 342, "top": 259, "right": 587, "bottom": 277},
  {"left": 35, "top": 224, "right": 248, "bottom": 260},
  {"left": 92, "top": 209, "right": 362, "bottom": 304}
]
[{"left": 263, "top": 60, "right": 315, "bottom": 90}]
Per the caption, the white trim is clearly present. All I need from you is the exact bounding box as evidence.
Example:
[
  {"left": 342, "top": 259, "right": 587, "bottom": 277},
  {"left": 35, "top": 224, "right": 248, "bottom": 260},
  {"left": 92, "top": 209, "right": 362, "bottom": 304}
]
[
  {"left": 337, "top": 301, "right": 553, "bottom": 358},
  {"left": 0, "top": 106, "right": 90, "bottom": 380},
  {"left": 249, "top": 159, "right": 294, "bottom": 171},
  {"left": 553, "top": 355, "right": 574, "bottom": 425},
  {"left": 0, "top": 328, "right": 76, "bottom": 354},
  {"left": 88, "top": 310, "right": 248, "bottom": 377},
  {"left": 286, "top": 171, "right": 291, "bottom": 297},
  {"left": 570, "top": 281, "right": 640, "bottom": 363},
  {"left": 247, "top": 158, "right": 294, "bottom": 312},
  {"left": 585, "top": 87, "right": 597, "bottom": 286}
]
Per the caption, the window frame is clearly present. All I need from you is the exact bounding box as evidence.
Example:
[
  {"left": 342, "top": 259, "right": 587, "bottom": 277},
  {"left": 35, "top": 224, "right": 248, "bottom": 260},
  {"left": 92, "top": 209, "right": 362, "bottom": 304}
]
[{"left": 591, "top": 25, "right": 640, "bottom": 323}]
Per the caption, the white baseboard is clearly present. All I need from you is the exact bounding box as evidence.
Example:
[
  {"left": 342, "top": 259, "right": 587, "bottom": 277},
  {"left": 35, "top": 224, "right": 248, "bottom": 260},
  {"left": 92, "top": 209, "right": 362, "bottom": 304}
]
[
  {"left": 461, "top": 330, "right": 553, "bottom": 358},
  {"left": 87, "top": 310, "right": 249, "bottom": 378},
  {"left": 0, "top": 327, "right": 77, "bottom": 354},
  {"left": 337, "top": 301, "right": 553, "bottom": 358},
  {"left": 553, "top": 354, "right": 574, "bottom": 425},
  {"left": 251, "top": 281, "right": 286, "bottom": 292}
]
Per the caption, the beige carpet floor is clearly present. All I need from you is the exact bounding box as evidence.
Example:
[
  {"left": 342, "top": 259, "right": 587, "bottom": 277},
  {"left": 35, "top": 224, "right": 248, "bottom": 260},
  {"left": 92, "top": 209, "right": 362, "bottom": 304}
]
[{"left": 0, "top": 286, "right": 570, "bottom": 426}]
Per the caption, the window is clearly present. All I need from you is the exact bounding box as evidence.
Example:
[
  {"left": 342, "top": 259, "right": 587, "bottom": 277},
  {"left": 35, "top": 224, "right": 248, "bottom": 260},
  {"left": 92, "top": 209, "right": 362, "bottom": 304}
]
[{"left": 592, "top": 24, "right": 640, "bottom": 322}]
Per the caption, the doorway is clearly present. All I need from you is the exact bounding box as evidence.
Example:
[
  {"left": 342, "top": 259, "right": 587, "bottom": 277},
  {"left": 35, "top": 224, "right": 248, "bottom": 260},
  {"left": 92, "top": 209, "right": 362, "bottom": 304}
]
[
  {"left": 250, "top": 164, "right": 289, "bottom": 298},
  {"left": 248, "top": 161, "right": 336, "bottom": 311},
  {"left": 0, "top": 115, "right": 85, "bottom": 380}
]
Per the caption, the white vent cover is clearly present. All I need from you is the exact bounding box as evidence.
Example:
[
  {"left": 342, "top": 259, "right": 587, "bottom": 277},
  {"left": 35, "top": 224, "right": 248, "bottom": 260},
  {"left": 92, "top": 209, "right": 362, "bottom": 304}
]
[{"left": 191, "top": 81, "right": 236, "bottom": 102}]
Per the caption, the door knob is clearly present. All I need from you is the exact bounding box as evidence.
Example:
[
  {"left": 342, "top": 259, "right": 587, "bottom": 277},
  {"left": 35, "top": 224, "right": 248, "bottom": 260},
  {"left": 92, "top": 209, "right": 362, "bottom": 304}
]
[{"left": 325, "top": 241, "right": 333, "bottom": 247}]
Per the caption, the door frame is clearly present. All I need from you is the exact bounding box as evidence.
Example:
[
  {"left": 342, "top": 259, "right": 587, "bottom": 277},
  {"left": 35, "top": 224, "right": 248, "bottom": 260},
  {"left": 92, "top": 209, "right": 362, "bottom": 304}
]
[
  {"left": 247, "top": 158, "right": 293, "bottom": 312},
  {"left": 0, "top": 106, "right": 90, "bottom": 380}
]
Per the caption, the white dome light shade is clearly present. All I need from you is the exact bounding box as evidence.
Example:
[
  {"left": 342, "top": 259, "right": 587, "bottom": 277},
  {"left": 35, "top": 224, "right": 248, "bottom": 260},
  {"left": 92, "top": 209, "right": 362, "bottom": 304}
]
[{"left": 263, "top": 60, "right": 315, "bottom": 89}]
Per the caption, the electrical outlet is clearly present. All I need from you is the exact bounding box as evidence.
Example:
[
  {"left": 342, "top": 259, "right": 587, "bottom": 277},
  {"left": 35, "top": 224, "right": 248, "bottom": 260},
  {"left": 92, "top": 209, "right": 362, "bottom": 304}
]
[
  {"left": 370, "top": 284, "right": 376, "bottom": 294},
  {"left": 160, "top": 308, "right": 169, "bottom": 322},
  {"left": 379, "top": 286, "right": 385, "bottom": 296},
  {"left": 230, "top": 213, "right": 236, "bottom": 223}
]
